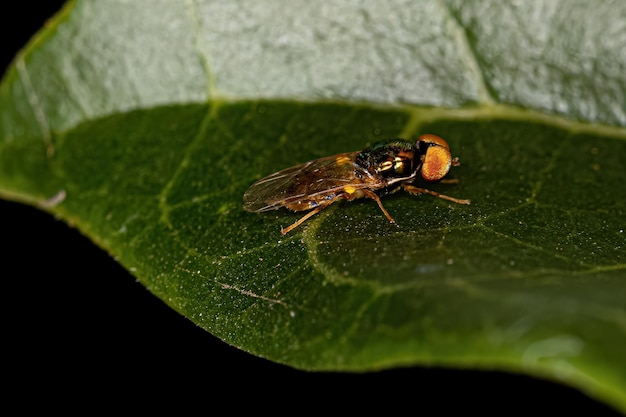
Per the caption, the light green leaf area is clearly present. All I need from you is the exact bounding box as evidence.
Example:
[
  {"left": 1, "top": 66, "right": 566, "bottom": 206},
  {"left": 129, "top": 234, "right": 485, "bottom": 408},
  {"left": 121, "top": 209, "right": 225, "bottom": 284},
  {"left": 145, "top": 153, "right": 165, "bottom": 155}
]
[{"left": 1, "top": 0, "right": 625, "bottom": 413}]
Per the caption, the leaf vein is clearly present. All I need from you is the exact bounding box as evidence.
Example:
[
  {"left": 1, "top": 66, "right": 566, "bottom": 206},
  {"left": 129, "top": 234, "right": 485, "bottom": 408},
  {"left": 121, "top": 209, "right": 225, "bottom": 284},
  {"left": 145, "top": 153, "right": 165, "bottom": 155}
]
[
  {"left": 16, "top": 57, "right": 54, "bottom": 156},
  {"left": 186, "top": 0, "right": 217, "bottom": 98},
  {"left": 440, "top": 0, "right": 495, "bottom": 105}
]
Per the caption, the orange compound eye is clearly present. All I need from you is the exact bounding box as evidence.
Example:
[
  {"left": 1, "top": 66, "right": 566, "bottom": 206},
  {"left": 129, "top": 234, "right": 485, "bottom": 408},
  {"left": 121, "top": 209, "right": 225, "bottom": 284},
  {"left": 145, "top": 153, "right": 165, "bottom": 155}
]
[
  {"left": 418, "top": 134, "right": 453, "bottom": 182},
  {"left": 418, "top": 134, "right": 451, "bottom": 150}
]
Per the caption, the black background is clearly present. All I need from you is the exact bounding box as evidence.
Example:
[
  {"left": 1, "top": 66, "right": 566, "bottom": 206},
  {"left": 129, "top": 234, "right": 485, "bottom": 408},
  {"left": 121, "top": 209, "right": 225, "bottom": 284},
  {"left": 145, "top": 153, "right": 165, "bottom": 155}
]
[{"left": 1, "top": 2, "right": 621, "bottom": 414}]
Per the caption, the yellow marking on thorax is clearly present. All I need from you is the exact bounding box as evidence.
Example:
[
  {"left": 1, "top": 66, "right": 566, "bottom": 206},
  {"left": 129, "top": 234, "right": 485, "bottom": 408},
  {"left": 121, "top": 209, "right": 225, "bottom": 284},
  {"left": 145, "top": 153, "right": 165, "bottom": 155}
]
[
  {"left": 335, "top": 155, "right": 352, "bottom": 165},
  {"left": 344, "top": 185, "right": 357, "bottom": 194}
]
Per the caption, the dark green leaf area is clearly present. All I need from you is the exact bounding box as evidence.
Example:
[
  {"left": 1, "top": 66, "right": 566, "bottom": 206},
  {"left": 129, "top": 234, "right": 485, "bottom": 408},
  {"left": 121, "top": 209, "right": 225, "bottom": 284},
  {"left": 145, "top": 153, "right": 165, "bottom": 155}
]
[
  {"left": 58, "top": 105, "right": 208, "bottom": 198},
  {"left": 43, "top": 102, "right": 624, "bottom": 390},
  {"left": 52, "top": 105, "right": 208, "bottom": 250},
  {"left": 0, "top": 133, "right": 59, "bottom": 199}
]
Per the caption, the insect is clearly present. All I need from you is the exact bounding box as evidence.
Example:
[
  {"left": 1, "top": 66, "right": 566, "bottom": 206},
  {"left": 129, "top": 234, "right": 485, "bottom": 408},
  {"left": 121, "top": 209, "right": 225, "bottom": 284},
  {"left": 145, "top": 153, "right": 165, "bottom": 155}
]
[{"left": 243, "top": 134, "right": 471, "bottom": 235}]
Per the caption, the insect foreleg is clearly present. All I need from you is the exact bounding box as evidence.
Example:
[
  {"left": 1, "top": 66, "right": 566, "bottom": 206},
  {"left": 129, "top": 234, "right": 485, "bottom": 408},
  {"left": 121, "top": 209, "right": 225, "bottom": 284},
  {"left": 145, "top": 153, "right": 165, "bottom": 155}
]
[{"left": 402, "top": 184, "right": 471, "bottom": 205}]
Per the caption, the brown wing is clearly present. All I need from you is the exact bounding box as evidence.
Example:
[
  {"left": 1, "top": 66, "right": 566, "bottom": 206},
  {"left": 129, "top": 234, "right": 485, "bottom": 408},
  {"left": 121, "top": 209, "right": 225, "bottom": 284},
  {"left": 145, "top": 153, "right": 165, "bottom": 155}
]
[{"left": 243, "top": 151, "right": 379, "bottom": 212}]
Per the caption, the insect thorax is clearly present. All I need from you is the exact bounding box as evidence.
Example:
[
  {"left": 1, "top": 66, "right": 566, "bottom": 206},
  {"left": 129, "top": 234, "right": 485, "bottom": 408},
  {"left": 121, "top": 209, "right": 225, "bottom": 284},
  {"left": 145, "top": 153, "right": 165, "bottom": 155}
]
[{"left": 356, "top": 139, "right": 418, "bottom": 180}]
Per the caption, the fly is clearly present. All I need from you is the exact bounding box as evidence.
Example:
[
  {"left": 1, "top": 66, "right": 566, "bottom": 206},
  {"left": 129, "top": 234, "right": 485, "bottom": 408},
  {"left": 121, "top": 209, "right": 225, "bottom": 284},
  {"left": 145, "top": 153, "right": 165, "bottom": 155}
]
[{"left": 243, "top": 134, "right": 470, "bottom": 234}]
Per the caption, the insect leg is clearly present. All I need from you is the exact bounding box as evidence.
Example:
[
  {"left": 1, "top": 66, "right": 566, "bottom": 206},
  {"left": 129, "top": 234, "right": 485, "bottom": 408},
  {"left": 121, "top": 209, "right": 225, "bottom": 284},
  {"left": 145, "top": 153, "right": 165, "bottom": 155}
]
[
  {"left": 402, "top": 184, "right": 471, "bottom": 205},
  {"left": 281, "top": 195, "right": 345, "bottom": 235},
  {"left": 361, "top": 189, "right": 396, "bottom": 224}
]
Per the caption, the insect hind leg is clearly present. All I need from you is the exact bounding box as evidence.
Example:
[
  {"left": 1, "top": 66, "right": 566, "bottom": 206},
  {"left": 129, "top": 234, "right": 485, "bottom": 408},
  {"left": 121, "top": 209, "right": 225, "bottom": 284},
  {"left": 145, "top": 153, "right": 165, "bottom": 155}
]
[{"left": 281, "top": 195, "right": 344, "bottom": 235}]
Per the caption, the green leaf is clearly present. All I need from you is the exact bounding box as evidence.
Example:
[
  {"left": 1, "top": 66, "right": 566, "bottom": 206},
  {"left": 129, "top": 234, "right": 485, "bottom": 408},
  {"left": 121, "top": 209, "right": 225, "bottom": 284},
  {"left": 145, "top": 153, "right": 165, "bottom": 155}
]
[{"left": 1, "top": 0, "right": 625, "bottom": 412}]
